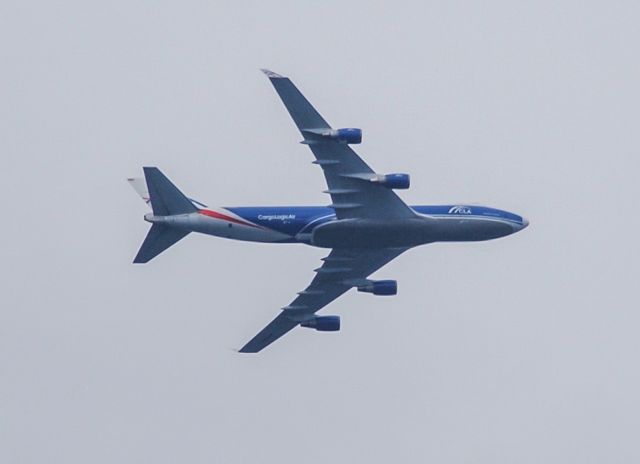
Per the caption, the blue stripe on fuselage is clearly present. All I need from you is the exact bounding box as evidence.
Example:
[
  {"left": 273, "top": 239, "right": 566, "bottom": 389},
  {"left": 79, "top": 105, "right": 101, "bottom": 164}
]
[
  {"left": 227, "top": 205, "right": 525, "bottom": 237},
  {"left": 411, "top": 205, "right": 525, "bottom": 225},
  {"left": 226, "top": 206, "right": 335, "bottom": 237}
]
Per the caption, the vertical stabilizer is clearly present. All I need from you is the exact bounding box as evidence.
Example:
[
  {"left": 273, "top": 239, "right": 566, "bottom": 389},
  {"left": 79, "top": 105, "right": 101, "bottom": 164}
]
[{"left": 127, "top": 177, "right": 151, "bottom": 206}]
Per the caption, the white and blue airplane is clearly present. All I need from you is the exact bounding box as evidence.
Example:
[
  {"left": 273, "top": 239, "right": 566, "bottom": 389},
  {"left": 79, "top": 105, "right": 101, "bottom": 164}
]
[{"left": 129, "top": 69, "right": 529, "bottom": 353}]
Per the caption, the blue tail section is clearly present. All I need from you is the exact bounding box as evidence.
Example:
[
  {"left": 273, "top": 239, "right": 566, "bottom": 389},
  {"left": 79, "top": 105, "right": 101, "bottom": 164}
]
[
  {"left": 133, "top": 167, "right": 196, "bottom": 263},
  {"left": 133, "top": 224, "right": 189, "bottom": 263},
  {"left": 143, "top": 167, "right": 197, "bottom": 216}
]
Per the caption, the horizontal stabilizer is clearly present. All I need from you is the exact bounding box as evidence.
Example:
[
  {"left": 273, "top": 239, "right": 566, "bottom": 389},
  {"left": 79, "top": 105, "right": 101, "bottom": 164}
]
[
  {"left": 133, "top": 224, "right": 190, "bottom": 263},
  {"left": 143, "top": 167, "right": 197, "bottom": 216}
]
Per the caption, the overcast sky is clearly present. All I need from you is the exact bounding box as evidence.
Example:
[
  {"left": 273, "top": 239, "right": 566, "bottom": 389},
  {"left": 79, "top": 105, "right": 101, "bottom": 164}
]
[{"left": 2, "top": 1, "right": 640, "bottom": 463}]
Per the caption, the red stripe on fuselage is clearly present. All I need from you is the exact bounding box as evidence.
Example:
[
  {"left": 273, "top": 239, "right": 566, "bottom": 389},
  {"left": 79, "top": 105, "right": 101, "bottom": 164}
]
[{"left": 198, "top": 209, "right": 260, "bottom": 228}]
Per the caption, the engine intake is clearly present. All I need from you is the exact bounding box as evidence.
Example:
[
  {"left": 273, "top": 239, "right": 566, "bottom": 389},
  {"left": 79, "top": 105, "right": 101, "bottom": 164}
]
[
  {"left": 300, "top": 315, "right": 341, "bottom": 331},
  {"left": 357, "top": 280, "right": 398, "bottom": 296},
  {"left": 372, "top": 173, "right": 410, "bottom": 190},
  {"left": 326, "top": 128, "right": 362, "bottom": 144}
]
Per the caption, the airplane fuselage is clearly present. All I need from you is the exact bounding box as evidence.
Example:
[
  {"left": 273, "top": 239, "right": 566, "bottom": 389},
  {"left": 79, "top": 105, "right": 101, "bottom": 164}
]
[{"left": 145, "top": 204, "right": 529, "bottom": 249}]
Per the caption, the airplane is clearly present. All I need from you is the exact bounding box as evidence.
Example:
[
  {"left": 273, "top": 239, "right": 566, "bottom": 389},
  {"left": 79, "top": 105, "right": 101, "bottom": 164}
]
[{"left": 128, "top": 69, "right": 529, "bottom": 353}]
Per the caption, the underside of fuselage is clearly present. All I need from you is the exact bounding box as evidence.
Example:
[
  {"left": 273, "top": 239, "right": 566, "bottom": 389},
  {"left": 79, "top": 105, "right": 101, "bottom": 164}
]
[
  {"left": 309, "top": 216, "right": 519, "bottom": 248},
  {"left": 171, "top": 204, "right": 528, "bottom": 248}
]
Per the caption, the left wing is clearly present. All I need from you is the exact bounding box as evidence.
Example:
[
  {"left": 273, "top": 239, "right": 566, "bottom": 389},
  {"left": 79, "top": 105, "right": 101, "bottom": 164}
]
[{"left": 239, "top": 247, "right": 407, "bottom": 353}]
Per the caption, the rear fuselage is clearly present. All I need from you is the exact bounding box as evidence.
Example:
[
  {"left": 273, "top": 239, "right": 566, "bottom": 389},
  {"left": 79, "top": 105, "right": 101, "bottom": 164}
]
[{"left": 145, "top": 204, "right": 529, "bottom": 249}]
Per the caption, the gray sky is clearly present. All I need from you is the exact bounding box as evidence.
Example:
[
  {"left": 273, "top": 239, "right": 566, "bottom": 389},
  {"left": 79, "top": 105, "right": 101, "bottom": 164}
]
[{"left": 2, "top": 1, "right": 640, "bottom": 462}]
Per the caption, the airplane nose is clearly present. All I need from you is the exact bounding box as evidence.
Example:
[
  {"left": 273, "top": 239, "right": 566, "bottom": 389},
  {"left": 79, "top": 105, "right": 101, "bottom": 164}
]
[{"left": 521, "top": 217, "right": 529, "bottom": 229}]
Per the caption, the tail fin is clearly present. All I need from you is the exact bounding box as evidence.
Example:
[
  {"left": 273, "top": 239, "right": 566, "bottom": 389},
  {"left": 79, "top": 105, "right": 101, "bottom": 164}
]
[
  {"left": 127, "top": 177, "right": 151, "bottom": 207},
  {"left": 131, "top": 167, "right": 197, "bottom": 263},
  {"left": 133, "top": 224, "right": 190, "bottom": 263},
  {"left": 143, "top": 167, "right": 197, "bottom": 216}
]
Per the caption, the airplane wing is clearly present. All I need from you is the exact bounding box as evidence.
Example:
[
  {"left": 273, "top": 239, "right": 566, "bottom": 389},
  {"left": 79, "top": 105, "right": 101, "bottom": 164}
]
[
  {"left": 261, "top": 69, "right": 416, "bottom": 220},
  {"left": 239, "top": 247, "right": 407, "bottom": 353}
]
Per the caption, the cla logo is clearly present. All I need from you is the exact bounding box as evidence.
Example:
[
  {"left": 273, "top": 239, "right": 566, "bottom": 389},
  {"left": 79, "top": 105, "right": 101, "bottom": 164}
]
[{"left": 448, "top": 205, "right": 472, "bottom": 215}]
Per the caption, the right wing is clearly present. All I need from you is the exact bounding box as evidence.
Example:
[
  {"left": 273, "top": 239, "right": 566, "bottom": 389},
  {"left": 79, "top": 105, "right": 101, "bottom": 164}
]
[
  {"left": 262, "top": 69, "right": 416, "bottom": 221},
  {"left": 239, "top": 247, "right": 407, "bottom": 353}
]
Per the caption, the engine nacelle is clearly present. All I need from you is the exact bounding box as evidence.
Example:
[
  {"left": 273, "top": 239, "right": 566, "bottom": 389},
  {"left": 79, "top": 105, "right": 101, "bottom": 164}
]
[
  {"left": 372, "top": 173, "right": 410, "bottom": 190},
  {"left": 357, "top": 280, "right": 398, "bottom": 296},
  {"left": 326, "top": 128, "right": 362, "bottom": 144},
  {"left": 300, "top": 315, "right": 341, "bottom": 331}
]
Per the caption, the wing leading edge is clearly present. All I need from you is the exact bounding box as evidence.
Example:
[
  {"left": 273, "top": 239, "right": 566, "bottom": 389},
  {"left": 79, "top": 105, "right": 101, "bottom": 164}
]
[{"left": 239, "top": 247, "right": 407, "bottom": 353}]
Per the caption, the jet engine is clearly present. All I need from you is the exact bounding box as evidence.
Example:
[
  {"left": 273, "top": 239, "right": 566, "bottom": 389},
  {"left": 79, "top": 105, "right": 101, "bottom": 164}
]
[
  {"left": 326, "top": 128, "right": 362, "bottom": 144},
  {"left": 300, "top": 315, "right": 341, "bottom": 331},
  {"left": 357, "top": 280, "right": 398, "bottom": 296},
  {"left": 371, "top": 173, "right": 410, "bottom": 190}
]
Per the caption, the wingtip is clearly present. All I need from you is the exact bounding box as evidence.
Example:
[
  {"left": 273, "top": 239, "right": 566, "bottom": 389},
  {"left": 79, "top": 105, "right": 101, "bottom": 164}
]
[{"left": 260, "top": 68, "right": 285, "bottom": 79}]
